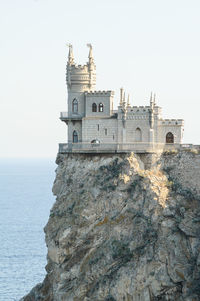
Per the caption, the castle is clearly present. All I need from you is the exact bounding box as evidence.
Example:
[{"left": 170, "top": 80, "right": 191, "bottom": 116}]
[{"left": 59, "top": 45, "right": 184, "bottom": 153}]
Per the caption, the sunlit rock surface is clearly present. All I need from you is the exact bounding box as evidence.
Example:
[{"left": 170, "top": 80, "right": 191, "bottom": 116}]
[{"left": 21, "top": 151, "right": 200, "bottom": 301}]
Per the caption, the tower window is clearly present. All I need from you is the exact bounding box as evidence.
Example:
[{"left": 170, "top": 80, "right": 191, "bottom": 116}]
[
  {"left": 72, "top": 99, "right": 78, "bottom": 113},
  {"left": 92, "top": 103, "right": 97, "bottom": 112},
  {"left": 97, "top": 124, "right": 99, "bottom": 131},
  {"left": 166, "top": 132, "right": 174, "bottom": 144},
  {"left": 73, "top": 130, "right": 78, "bottom": 143},
  {"left": 99, "top": 103, "right": 104, "bottom": 112},
  {"left": 105, "top": 129, "right": 107, "bottom": 135}
]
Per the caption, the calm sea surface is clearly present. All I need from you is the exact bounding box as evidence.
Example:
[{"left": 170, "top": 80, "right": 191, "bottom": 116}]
[{"left": 0, "top": 158, "right": 56, "bottom": 301}]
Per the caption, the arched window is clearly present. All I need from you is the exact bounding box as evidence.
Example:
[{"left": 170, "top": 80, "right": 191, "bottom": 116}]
[
  {"left": 99, "top": 103, "right": 104, "bottom": 112},
  {"left": 166, "top": 132, "right": 174, "bottom": 144},
  {"left": 135, "top": 128, "right": 142, "bottom": 142},
  {"left": 92, "top": 103, "right": 97, "bottom": 112},
  {"left": 73, "top": 130, "right": 78, "bottom": 143},
  {"left": 72, "top": 99, "right": 78, "bottom": 113}
]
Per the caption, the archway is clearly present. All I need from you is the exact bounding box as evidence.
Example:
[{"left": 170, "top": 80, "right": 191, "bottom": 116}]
[{"left": 166, "top": 132, "right": 174, "bottom": 144}]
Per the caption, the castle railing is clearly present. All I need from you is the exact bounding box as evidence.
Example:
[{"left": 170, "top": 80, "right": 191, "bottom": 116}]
[{"left": 58, "top": 142, "right": 192, "bottom": 154}]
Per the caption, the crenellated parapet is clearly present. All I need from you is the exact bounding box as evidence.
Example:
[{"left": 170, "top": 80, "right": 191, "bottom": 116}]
[
  {"left": 160, "top": 119, "right": 184, "bottom": 126},
  {"left": 85, "top": 90, "right": 114, "bottom": 96}
]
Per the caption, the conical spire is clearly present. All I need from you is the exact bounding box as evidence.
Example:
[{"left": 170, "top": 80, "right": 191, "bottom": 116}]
[
  {"left": 127, "top": 94, "right": 131, "bottom": 107},
  {"left": 87, "top": 43, "right": 94, "bottom": 65},
  {"left": 120, "top": 88, "right": 124, "bottom": 106},
  {"left": 150, "top": 91, "right": 154, "bottom": 109},
  {"left": 153, "top": 93, "right": 156, "bottom": 105},
  {"left": 122, "top": 91, "right": 127, "bottom": 109},
  {"left": 67, "top": 43, "right": 74, "bottom": 65}
]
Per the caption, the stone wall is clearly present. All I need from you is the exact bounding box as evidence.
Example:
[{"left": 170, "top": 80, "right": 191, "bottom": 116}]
[{"left": 82, "top": 118, "right": 118, "bottom": 143}]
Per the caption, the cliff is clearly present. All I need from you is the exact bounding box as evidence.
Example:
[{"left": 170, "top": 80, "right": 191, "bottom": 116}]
[{"left": 21, "top": 150, "right": 200, "bottom": 301}]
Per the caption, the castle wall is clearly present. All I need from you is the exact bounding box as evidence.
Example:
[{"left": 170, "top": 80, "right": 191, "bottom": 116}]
[
  {"left": 68, "top": 92, "right": 85, "bottom": 117},
  {"left": 85, "top": 92, "right": 114, "bottom": 118},
  {"left": 68, "top": 121, "right": 82, "bottom": 143},
  {"left": 125, "top": 119, "right": 150, "bottom": 143},
  {"left": 157, "top": 123, "right": 183, "bottom": 144},
  {"left": 82, "top": 118, "right": 117, "bottom": 143}
]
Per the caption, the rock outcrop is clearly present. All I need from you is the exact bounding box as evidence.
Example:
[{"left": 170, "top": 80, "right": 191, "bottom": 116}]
[{"left": 21, "top": 150, "right": 200, "bottom": 301}]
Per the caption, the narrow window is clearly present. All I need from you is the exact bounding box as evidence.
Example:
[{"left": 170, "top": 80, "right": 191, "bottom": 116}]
[
  {"left": 166, "top": 132, "right": 174, "bottom": 144},
  {"left": 99, "top": 103, "right": 104, "bottom": 112},
  {"left": 113, "top": 134, "right": 115, "bottom": 140},
  {"left": 135, "top": 128, "right": 142, "bottom": 142},
  {"left": 92, "top": 103, "right": 97, "bottom": 112},
  {"left": 105, "top": 129, "right": 107, "bottom": 135},
  {"left": 73, "top": 130, "right": 78, "bottom": 143},
  {"left": 97, "top": 124, "right": 99, "bottom": 131},
  {"left": 72, "top": 99, "right": 78, "bottom": 113}
]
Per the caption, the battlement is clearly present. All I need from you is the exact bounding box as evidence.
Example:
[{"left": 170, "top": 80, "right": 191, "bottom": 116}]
[
  {"left": 85, "top": 90, "right": 114, "bottom": 96},
  {"left": 125, "top": 105, "right": 161, "bottom": 114},
  {"left": 161, "top": 119, "right": 184, "bottom": 126},
  {"left": 68, "top": 64, "right": 95, "bottom": 72}
]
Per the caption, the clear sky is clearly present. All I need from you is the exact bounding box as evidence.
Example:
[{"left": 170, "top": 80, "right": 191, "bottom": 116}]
[{"left": 1, "top": 0, "right": 200, "bottom": 157}]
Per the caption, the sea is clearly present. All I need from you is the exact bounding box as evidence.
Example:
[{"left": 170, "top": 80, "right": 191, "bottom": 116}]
[{"left": 0, "top": 158, "right": 56, "bottom": 301}]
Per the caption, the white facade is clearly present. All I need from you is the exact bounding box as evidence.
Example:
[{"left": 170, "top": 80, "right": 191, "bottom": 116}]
[{"left": 60, "top": 45, "right": 184, "bottom": 151}]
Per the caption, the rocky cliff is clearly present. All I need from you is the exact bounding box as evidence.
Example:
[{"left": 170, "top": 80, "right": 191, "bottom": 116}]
[{"left": 21, "top": 150, "right": 200, "bottom": 301}]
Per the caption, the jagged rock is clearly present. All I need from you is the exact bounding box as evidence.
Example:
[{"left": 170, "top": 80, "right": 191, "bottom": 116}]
[{"left": 21, "top": 151, "right": 200, "bottom": 301}]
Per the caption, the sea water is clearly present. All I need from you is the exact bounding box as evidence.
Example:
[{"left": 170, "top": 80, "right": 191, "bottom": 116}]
[{"left": 0, "top": 158, "right": 56, "bottom": 301}]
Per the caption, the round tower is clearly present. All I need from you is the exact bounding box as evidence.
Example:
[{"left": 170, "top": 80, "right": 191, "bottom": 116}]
[{"left": 66, "top": 44, "right": 96, "bottom": 116}]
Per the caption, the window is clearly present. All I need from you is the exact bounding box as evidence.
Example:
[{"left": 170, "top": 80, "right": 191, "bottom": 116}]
[
  {"left": 166, "top": 132, "right": 174, "bottom": 144},
  {"left": 97, "top": 124, "right": 99, "bottom": 131},
  {"left": 73, "top": 130, "right": 78, "bottom": 143},
  {"left": 99, "top": 103, "right": 104, "bottom": 112},
  {"left": 92, "top": 103, "right": 97, "bottom": 112},
  {"left": 135, "top": 128, "right": 142, "bottom": 142},
  {"left": 105, "top": 129, "right": 107, "bottom": 135},
  {"left": 72, "top": 99, "right": 78, "bottom": 113}
]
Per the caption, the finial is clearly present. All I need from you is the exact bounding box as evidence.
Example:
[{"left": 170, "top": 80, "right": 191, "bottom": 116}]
[
  {"left": 122, "top": 92, "right": 127, "bottom": 109},
  {"left": 87, "top": 43, "right": 92, "bottom": 52},
  {"left": 127, "top": 94, "right": 130, "bottom": 107},
  {"left": 150, "top": 91, "right": 153, "bottom": 102},
  {"left": 87, "top": 43, "right": 94, "bottom": 65},
  {"left": 67, "top": 43, "right": 74, "bottom": 65},
  {"left": 153, "top": 93, "right": 156, "bottom": 105},
  {"left": 120, "top": 88, "right": 123, "bottom": 106},
  {"left": 123, "top": 92, "right": 126, "bottom": 102}
]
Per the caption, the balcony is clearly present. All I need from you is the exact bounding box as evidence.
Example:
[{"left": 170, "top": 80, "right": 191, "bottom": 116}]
[{"left": 60, "top": 112, "right": 83, "bottom": 121}]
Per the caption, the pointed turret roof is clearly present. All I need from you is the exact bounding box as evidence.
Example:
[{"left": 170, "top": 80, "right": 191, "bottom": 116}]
[{"left": 67, "top": 43, "right": 74, "bottom": 65}]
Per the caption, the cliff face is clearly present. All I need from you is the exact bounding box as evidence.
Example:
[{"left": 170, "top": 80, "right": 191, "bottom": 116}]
[{"left": 22, "top": 151, "right": 200, "bottom": 301}]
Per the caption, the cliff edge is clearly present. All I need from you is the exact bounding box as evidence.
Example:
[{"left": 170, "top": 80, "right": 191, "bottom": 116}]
[{"left": 21, "top": 151, "right": 200, "bottom": 301}]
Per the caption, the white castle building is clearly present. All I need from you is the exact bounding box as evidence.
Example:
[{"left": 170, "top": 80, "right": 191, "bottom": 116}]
[{"left": 59, "top": 45, "right": 184, "bottom": 153}]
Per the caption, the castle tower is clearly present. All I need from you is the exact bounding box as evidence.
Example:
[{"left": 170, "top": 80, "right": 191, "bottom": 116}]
[{"left": 66, "top": 44, "right": 96, "bottom": 117}]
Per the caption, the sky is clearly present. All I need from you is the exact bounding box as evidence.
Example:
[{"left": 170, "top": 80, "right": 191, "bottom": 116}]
[{"left": 1, "top": 0, "right": 200, "bottom": 157}]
